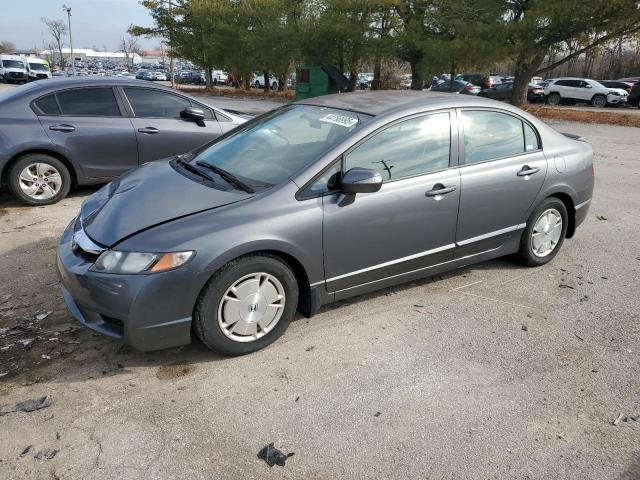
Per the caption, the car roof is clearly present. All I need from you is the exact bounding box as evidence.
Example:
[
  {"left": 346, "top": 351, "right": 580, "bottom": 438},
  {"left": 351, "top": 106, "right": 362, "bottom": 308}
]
[
  {"left": 16, "top": 76, "right": 175, "bottom": 94},
  {"left": 295, "top": 90, "right": 493, "bottom": 116}
]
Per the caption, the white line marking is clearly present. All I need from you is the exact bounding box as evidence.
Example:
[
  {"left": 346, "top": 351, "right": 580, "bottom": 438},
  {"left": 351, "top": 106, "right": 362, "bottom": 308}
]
[{"left": 449, "top": 280, "right": 483, "bottom": 292}]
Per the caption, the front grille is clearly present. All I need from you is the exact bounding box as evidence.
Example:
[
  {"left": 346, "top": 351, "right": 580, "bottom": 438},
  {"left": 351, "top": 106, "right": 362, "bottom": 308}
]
[{"left": 10, "top": 72, "right": 25, "bottom": 78}]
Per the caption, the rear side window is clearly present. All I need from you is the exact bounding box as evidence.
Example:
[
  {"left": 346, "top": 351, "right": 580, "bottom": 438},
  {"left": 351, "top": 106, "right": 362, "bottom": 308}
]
[
  {"left": 124, "top": 87, "right": 192, "bottom": 118},
  {"left": 34, "top": 94, "right": 61, "bottom": 115},
  {"left": 55, "top": 88, "right": 121, "bottom": 116},
  {"left": 462, "top": 111, "right": 539, "bottom": 164},
  {"left": 345, "top": 112, "right": 451, "bottom": 181}
]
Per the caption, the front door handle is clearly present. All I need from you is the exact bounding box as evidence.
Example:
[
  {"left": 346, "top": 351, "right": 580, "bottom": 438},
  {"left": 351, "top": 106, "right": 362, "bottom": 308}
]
[
  {"left": 517, "top": 165, "right": 540, "bottom": 177},
  {"left": 425, "top": 184, "right": 457, "bottom": 197},
  {"left": 137, "top": 127, "right": 160, "bottom": 134},
  {"left": 49, "top": 124, "right": 75, "bottom": 132}
]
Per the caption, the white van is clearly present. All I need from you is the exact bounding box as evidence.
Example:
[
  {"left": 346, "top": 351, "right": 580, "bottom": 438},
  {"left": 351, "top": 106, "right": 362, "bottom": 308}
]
[
  {"left": 25, "top": 57, "right": 51, "bottom": 81},
  {"left": 0, "top": 54, "right": 28, "bottom": 83}
]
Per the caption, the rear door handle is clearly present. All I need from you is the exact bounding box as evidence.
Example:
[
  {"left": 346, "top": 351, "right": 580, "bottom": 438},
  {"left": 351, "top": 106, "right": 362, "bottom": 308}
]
[
  {"left": 425, "top": 184, "right": 457, "bottom": 197},
  {"left": 137, "top": 127, "right": 160, "bottom": 134},
  {"left": 517, "top": 165, "right": 540, "bottom": 177},
  {"left": 49, "top": 124, "right": 75, "bottom": 132}
]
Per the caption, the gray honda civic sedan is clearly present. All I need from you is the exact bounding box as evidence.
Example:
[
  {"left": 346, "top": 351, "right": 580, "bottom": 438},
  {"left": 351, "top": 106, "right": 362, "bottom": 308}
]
[
  {"left": 57, "top": 91, "right": 594, "bottom": 355},
  {"left": 0, "top": 78, "right": 248, "bottom": 205}
]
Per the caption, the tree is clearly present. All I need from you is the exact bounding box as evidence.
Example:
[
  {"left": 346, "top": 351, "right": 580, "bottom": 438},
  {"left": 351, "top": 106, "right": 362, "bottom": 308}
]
[
  {"left": 41, "top": 18, "right": 67, "bottom": 69},
  {"left": 120, "top": 35, "right": 142, "bottom": 71},
  {"left": 0, "top": 41, "right": 16, "bottom": 54},
  {"left": 502, "top": 0, "right": 640, "bottom": 105}
]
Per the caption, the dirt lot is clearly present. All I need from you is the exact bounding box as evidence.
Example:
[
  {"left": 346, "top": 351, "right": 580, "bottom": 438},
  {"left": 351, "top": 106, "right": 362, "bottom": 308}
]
[{"left": 0, "top": 102, "right": 639, "bottom": 478}]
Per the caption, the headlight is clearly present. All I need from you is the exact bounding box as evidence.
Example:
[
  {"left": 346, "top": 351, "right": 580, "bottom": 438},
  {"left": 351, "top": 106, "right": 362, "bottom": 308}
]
[
  {"left": 609, "top": 91, "right": 620, "bottom": 96},
  {"left": 91, "top": 250, "right": 194, "bottom": 274}
]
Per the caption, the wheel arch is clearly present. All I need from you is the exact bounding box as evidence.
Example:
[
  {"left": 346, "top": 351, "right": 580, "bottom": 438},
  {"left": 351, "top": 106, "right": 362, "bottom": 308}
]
[
  {"left": 198, "top": 246, "right": 316, "bottom": 318},
  {"left": 1, "top": 149, "right": 78, "bottom": 188},
  {"left": 548, "top": 192, "right": 576, "bottom": 238}
]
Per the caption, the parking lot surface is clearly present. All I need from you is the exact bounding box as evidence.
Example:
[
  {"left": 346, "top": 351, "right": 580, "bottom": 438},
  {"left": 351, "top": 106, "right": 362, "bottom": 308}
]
[{"left": 0, "top": 93, "right": 639, "bottom": 478}]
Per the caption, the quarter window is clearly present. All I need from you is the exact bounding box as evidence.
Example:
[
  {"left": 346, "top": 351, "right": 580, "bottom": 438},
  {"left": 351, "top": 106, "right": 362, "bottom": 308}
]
[
  {"left": 124, "top": 88, "right": 193, "bottom": 118},
  {"left": 462, "top": 111, "right": 534, "bottom": 164},
  {"left": 344, "top": 112, "right": 451, "bottom": 181},
  {"left": 55, "top": 88, "right": 121, "bottom": 116},
  {"left": 34, "top": 94, "right": 61, "bottom": 115}
]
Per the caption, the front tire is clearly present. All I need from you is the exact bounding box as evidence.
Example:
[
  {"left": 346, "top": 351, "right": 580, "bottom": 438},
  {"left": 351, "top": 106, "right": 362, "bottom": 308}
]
[
  {"left": 516, "top": 197, "right": 568, "bottom": 267},
  {"left": 591, "top": 94, "right": 607, "bottom": 108},
  {"left": 547, "top": 92, "right": 561, "bottom": 106},
  {"left": 7, "top": 154, "right": 71, "bottom": 205},
  {"left": 194, "top": 254, "right": 299, "bottom": 356}
]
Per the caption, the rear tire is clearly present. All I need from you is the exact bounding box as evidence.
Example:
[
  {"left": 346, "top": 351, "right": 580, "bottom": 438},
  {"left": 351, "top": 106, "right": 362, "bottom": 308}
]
[
  {"left": 194, "top": 254, "right": 299, "bottom": 356},
  {"left": 591, "top": 94, "right": 607, "bottom": 108},
  {"left": 7, "top": 154, "right": 71, "bottom": 205},
  {"left": 516, "top": 197, "right": 568, "bottom": 267},
  {"left": 547, "top": 92, "right": 561, "bottom": 105}
]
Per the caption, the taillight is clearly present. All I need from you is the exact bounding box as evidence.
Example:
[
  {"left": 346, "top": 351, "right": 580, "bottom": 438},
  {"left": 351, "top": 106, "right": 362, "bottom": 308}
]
[
  {"left": 631, "top": 85, "right": 638, "bottom": 93},
  {"left": 465, "top": 84, "right": 474, "bottom": 91}
]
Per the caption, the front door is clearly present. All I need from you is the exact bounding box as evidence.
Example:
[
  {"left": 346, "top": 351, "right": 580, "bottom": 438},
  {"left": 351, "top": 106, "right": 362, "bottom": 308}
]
[
  {"left": 455, "top": 109, "right": 547, "bottom": 255},
  {"left": 122, "top": 87, "right": 223, "bottom": 163},
  {"left": 37, "top": 86, "right": 139, "bottom": 179},
  {"left": 322, "top": 111, "right": 460, "bottom": 294}
]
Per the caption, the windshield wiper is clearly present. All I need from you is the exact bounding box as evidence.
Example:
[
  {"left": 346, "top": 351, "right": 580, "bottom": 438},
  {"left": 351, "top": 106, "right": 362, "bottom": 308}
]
[
  {"left": 175, "top": 156, "right": 214, "bottom": 182},
  {"left": 195, "top": 161, "right": 255, "bottom": 193}
]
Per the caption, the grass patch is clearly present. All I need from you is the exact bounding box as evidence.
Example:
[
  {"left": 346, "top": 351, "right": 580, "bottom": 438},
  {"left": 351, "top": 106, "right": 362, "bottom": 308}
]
[{"left": 521, "top": 104, "right": 640, "bottom": 127}]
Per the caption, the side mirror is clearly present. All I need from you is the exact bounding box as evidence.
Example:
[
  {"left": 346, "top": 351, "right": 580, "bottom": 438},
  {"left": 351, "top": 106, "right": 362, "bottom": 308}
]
[
  {"left": 181, "top": 107, "right": 206, "bottom": 126},
  {"left": 341, "top": 167, "right": 383, "bottom": 194}
]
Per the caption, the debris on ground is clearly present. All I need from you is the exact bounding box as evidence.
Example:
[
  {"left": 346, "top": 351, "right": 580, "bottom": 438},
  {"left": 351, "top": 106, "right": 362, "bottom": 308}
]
[
  {"left": 521, "top": 325, "right": 528, "bottom": 332},
  {"left": 19, "top": 445, "right": 33, "bottom": 457},
  {"left": 33, "top": 448, "right": 58, "bottom": 460},
  {"left": 305, "top": 346, "right": 314, "bottom": 352},
  {"left": 257, "top": 443, "right": 294, "bottom": 467},
  {"left": 35, "top": 312, "right": 51, "bottom": 321},
  {"left": 595, "top": 215, "right": 607, "bottom": 221},
  {"left": 574, "top": 333, "right": 584, "bottom": 341},
  {"left": 0, "top": 395, "right": 53, "bottom": 416},
  {"left": 558, "top": 284, "right": 575, "bottom": 289},
  {"left": 613, "top": 413, "right": 638, "bottom": 425},
  {"left": 374, "top": 411, "right": 382, "bottom": 417}
]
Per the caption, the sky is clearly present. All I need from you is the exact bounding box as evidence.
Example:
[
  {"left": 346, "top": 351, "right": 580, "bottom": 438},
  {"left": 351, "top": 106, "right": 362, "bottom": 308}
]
[{"left": 2, "top": 0, "right": 157, "bottom": 51}]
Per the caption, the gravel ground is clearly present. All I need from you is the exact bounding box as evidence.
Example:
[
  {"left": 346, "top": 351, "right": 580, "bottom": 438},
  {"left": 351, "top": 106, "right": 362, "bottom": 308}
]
[{"left": 0, "top": 95, "right": 638, "bottom": 479}]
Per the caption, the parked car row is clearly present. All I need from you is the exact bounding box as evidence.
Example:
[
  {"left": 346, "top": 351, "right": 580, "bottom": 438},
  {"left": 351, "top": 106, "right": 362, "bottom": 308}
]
[
  {"left": 0, "top": 78, "right": 249, "bottom": 205},
  {"left": 0, "top": 54, "right": 52, "bottom": 83}
]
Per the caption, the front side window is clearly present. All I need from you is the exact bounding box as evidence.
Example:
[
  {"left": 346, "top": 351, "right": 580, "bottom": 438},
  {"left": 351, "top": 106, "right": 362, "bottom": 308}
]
[
  {"left": 462, "top": 110, "right": 538, "bottom": 164},
  {"left": 124, "top": 88, "right": 192, "bottom": 118},
  {"left": 193, "top": 105, "right": 366, "bottom": 186},
  {"left": 345, "top": 112, "right": 451, "bottom": 181},
  {"left": 55, "top": 88, "right": 121, "bottom": 116}
]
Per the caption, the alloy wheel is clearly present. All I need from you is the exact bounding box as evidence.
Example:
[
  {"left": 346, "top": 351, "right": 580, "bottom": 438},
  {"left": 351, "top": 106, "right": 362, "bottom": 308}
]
[
  {"left": 217, "top": 272, "right": 286, "bottom": 342},
  {"left": 530, "top": 208, "right": 563, "bottom": 258},
  {"left": 18, "top": 163, "right": 63, "bottom": 201}
]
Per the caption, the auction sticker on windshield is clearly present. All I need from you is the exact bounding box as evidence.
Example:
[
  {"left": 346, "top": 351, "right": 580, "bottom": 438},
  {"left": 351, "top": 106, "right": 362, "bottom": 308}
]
[{"left": 320, "top": 113, "right": 359, "bottom": 128}]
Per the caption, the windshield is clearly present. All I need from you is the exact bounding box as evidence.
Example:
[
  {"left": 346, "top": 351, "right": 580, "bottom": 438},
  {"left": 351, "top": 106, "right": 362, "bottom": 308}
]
[
  {"left": 193, "top": 105, "right": 368, "bottom": 186},
  {"left": 29, "top": 63, "right": 49, "bottom": 71},
  {"left": 2, "top": 60, "right": 25, "bottom": 69}
]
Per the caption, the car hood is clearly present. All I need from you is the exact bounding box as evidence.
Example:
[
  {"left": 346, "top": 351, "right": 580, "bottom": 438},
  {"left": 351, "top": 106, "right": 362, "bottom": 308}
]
[{"left": 80, "top": 160, "right": 253, "bottom": 247}]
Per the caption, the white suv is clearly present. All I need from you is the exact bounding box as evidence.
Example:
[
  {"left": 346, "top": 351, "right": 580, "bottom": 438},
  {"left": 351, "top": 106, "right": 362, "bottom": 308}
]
[{"left": 544, "top": 77, "right": 628, "bottom": 107}]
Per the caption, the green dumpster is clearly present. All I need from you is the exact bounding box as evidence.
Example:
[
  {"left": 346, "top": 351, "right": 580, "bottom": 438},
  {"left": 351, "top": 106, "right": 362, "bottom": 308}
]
[{"left": 295, "top": 66, "right": 350, "bottom": 100}]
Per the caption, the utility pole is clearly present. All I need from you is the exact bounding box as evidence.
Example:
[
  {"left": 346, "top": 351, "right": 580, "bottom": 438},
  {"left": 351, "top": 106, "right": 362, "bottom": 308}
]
[
  {"left": 62, "top": 4, "right": 75, "bottom": 76},
  {"left": 169, "top": 0, "right": 175, "bottom": 88}
]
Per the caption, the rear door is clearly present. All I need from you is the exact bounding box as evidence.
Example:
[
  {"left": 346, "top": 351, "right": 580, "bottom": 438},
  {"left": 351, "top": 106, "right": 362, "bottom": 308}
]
[
  {"left": 455, "top": 109, "right": 547, "bottom": 256},
  {"left": 122, "top": 86, "right": 222, "bottom": 163},
  {"left": 35, "top": 86, "right": 139, "bottom": 179}
]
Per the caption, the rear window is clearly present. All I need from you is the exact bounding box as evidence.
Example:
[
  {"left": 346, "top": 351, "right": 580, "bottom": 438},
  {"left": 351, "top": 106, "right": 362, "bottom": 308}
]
[{"left": 55, "top": 88, "right": 121, "bottom": 116}]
